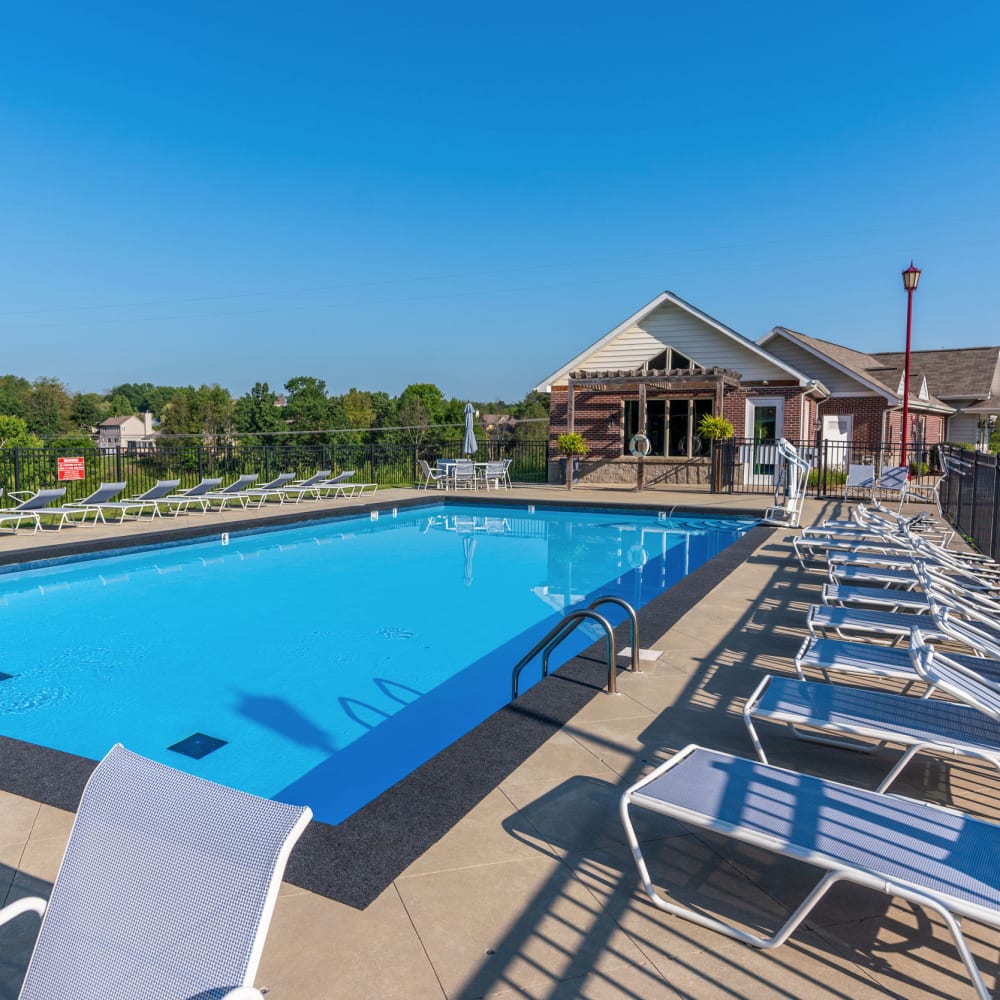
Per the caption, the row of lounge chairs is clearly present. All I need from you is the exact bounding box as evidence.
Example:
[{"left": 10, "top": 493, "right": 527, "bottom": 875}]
[
  {"left": 0, "top": 470, "right": 377, "bottom": 533},
  {"left": 621, "top": 501, "right": 1000, "bottom": 998}
]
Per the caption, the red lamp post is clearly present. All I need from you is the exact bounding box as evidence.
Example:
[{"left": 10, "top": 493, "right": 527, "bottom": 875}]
[{"left": 900, "top": 261, "right": 922, "bottom": 466}]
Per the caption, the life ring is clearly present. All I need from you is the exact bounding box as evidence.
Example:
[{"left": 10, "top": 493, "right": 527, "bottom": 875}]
[
  {"left": 629, "top": 433, "right": 651, "bottom": 457},
  {"left": 627, "top": 544, "right": 647, "bottom": 569}
]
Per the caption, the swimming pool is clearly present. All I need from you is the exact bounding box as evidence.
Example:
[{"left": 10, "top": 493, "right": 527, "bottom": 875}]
[{"left": 0, "top": 503, "right": 757, "bottom": 825}]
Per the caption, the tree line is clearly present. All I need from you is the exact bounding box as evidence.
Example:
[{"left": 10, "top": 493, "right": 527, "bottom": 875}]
[{"left": 0, "top": 374, "right": 549, "bottom": 448}]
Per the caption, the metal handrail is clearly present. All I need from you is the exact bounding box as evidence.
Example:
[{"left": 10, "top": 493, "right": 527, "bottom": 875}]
[
  {"left": 588, "top": 596, "right": 639, "bottom": 674},
  {"left": 511, "top": 610, "right": 617, "bottom": 699}
]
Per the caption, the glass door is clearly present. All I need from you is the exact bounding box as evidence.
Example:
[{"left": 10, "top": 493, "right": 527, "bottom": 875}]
[{"left": 745, "top": 398, "right": 783, "bottom": 484}]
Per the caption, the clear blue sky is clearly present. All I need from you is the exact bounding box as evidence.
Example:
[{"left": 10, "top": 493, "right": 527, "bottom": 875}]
[{"left": 1, "top": 2, "right": 997, "bottom": 402}]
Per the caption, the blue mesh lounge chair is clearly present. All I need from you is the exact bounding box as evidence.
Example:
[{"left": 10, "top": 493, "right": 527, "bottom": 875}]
[
  {"left": 80, "top": 479, "right": 181, "bottom": 522},
  {"left": 16, "top": 484, "right": 125, "bottom": 530},
  {"left": 162, "top": 477, "right": 224, "bottom": 515},
  {"left": 312, "top": 471, "right": 376, "bottom": 498},
  {"left": 0, "top": 488, "right": 68, "bottom": 534},
  {"left": 0, "top": 744, "right": 310, "bottom": 1000},
  {"left": 744, "top": 646, "right": 1000, "bottom": 794},
  {"left": 276, "top": 470, "right": 332, "bottom": 502},
  {"left": 621, "top": 743, "right": 1000, "bottom": 999},
  {"left": 239, "top": 473, "right": 298, "bottom": 507},
  {"left": 202, "top": 474, "right": 260, "bottom": 510}
]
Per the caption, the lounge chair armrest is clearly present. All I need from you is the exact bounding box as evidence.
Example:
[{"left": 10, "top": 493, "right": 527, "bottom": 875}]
[
  {"left": 220, "top": 988, "right": 265, "bottom": 999},
  {"left": 0, "top": 895, "right": 47, "bottom": 926}
]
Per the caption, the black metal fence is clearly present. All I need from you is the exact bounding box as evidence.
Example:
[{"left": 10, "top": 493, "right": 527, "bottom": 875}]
[
  {"left": 938, "top": 444, "right": 1000, "bottom": 561},
  {"left": 0, "top": 435, "right": 549, "bottom": 500},
  {"left": 717, "top": 437, "right": 942, "bottom": 498}
]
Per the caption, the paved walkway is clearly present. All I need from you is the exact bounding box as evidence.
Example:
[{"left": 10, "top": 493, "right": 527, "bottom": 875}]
[{"left": 0, "top": 485, "right": 993, "bottom": 998}]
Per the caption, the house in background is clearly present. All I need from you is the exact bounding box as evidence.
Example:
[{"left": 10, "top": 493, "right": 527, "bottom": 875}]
[
  {"left": 534, "top": 291, "right": 829, "bottom": 488},
  {"left": 96, "top": 412, "right": 157, "bottom": 452},
  {"left": 868, "top": 346, "right": 1000, "bottom": 451},
  {"left": 537, "top": 290, "right": 995, "bottom": 489},
  {"left": 759, "top": 328, "right": 954, "bottom": 466}
]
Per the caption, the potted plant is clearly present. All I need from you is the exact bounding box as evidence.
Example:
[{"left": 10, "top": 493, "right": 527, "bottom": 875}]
[
  {"left": 697, "top": 414, "right": 734, "bottom": 492},
  {"left": 556, "top": 432, "right": 589, "bottom": 490}
]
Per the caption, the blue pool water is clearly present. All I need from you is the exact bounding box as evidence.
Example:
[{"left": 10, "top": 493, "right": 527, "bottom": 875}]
[{"left": 0, "top": 504, "right": 756, "bottom": 824}]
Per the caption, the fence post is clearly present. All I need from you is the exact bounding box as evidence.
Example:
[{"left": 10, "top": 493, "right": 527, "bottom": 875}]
[
  {"left": 197, "top": 444, "right": 204, "bottom": 481},
  {"left": 12, "top": 447, "right": 21, "bottom": 493},
  {"left": 991, "top": 452, "right": 1000, "bottom": 563}
]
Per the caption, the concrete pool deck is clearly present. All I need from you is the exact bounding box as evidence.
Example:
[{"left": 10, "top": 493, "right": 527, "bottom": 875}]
[{"left": 0, "top": 484, "right": 995, "bottom": 998}]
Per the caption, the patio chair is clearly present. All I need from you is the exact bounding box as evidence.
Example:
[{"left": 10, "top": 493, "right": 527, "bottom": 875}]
[
  {"left": 844, "top": 462, "right": 875, "bottom": 500},
  {"left": 0, "top": 488, "right": 64, "bottom": 534},
  {"left": 743, "top": 667, "right": 1000, "bottom": 795},
  {"left": 12, "top": 484, "right": 122, "bottom": 530},
  {"left": 239, "top": 473, "right": 298, "bottom": 506},
  {"left": 451, "top": 459, "right": 477, "bottom": 490},
  {"left": 276, "top": 470, "right": 332, "bottom": 502},
  {"left": 418, "top": 459, "right": 448, "bottom": 490},
  {"left": 203, "top": 474, "right": 261, "bottom": 510},
  {"left": 81, "top": 479, "right": 181, "bottom": 522},
  {"left": 805, "top": 602, "right": 947, "bottom": 644},
  {"left": 311, "top": 471, "right": 359, "bottom": 498},
  {"left": 478, "top": 460, "right": 507, "bottom": 490},
  {"left": 621, "top": 743, "right": 1000, "bottom": 999},
  {"left": 793, "top": 634, "right": 1000, "bottom": 688},
  {"left": 161, "top": 477, "right": 224, "bottom": 515},
  {"left": 2, "top": 743, "right": 311, "bottom": 1000}
]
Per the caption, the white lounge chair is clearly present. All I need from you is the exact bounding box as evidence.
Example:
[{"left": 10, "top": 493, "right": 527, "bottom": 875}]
[
  {"left": 82, "top": 479, "right": 181, "bottom": 522},
  {"left": 2, "top": 743, "right": 310, "bottom": 1000},
  {"left": 11, "top": 485, "right": 118, "bottom": 530},
  {"left": 0, "top": 488, "right": 64, "bottom": 533},
  {"left": 620, "top": 743, "right": 1000, "bottom": 999},
  {"left": 792, "top": 634, "right": 1000, "bottom": 688},
  {"left": 203, "top": 474, "right": 261, "bottom": 510},
  {"left": 162, "top": 477, "right": 224, "bottom": 515},
  {"left": 240, "top": 473, "right": 298, "bottom": 506},
  {"left": 844, "top": 462, "right": 875, "bottom": 500},
  {"left": 744, "top": 667, "right": 1000, "bottom": 794}
]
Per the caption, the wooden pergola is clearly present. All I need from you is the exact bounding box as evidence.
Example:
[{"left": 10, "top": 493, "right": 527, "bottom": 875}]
[{"left": 564, "top": 366, "right": 743, "bottom": 434}]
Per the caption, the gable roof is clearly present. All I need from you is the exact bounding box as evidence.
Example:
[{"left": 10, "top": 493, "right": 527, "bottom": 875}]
[
  {"left": 535, "top": 291, "right": 819, "bottom": 392},
  {"left": 870, "top": 346, "right": 1000, "bottom": 400},
  {"left": 99, "top": 416, "right": 134, "bottom": 427},
  {"left": 761, "top": 327, "right": 953, "bottom": 413}
]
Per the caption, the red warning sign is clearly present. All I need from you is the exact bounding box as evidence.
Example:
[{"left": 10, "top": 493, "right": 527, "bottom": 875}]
[{"left": 57, "top": 456, "right": 86, "bottom": 481}]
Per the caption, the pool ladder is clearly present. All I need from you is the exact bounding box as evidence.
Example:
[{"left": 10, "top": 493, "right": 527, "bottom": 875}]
[{"left": 511, "top": 596, "right": 639, "bottom": 699}]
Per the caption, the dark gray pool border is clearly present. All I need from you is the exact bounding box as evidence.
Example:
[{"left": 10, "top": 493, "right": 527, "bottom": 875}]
[{"left": 0, "top": 495, "right": 774, "bottom": 908}]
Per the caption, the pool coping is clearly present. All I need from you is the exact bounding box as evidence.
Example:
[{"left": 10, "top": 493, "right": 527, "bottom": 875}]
[{"left": 0, "top": 495, "right": 774, "bottom": 908}]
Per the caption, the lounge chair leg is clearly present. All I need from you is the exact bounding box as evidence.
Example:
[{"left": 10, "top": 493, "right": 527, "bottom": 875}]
[{"left": 620, "top": 793, "right": 840, "bottom": 950}]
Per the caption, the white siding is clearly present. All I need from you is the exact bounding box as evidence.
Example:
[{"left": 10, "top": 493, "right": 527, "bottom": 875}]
[
  {"left": 946, "top": 412, "right": 979, "bottom": 446},
  {"left": 575, "top": 302, "right": 792, "bottom": 383},
  {"left": 765, "top": 337, "right": 882, "bottom": 396}
]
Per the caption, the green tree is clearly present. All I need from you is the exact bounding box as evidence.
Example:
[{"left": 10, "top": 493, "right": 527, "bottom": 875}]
[
  {"left": 399, "top": 383, "right": 446, "bottom": 425},
  {"left": 106, "top": 393, "right": 135, "bottom": 417},
  {"left": 341, "top": 388, "right": 376, "bottom": 429},
  {"left": 70, "top": 393, "right": 107, "bottom": 430},
  {"left": 284, "top": 376, "right": 329, "bottom": 433},
  {"left": 234, "top": 382, "right": 287, "bottom": 438},
  {"left": 0, "top": 375, "right": 31, "bottom": 419},
  {"left": 159, "top": 385, "right": 234, "bottom": 438},
  {"left": 24, "top": 377, "right": 72, "bottom": 439},
  {"left": 0, "top": 414, "right": 43, "bottom": 448}
]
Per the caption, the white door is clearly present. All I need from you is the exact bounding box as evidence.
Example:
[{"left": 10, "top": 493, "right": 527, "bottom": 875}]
[
  {"left": 744, "top": 398, "right": 784, "bottom": 485},
  {"left": 822, "top": 414, "right": 853, "bottom": 469}
]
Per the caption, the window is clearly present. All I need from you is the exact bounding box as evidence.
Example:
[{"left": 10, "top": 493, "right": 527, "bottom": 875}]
[
  {"left": 624, "top": 398, "right": 713, "bottom": 457},
  {"left": 643, "top": 347, "right": 697, "bottom": 372}
]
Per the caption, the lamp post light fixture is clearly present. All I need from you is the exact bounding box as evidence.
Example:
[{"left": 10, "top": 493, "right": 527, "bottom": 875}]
[{"left": 900, "top": 261, "right": 922, "bottom": 466}]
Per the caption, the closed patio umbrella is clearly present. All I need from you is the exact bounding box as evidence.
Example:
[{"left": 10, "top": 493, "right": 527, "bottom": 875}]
[{"left": 463, "top": 402, "right": 478, "bottom": 457}]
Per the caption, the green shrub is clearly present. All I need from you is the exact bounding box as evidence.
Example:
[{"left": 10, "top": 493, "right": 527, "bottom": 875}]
[
  {"left": 555, "top": 432, "right": 589, "bottom": 457},
  {"left": 698, "top": 414, "right": 734, "bottom": 441}
]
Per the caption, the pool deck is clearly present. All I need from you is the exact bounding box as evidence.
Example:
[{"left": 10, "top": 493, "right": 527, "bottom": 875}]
[{"left": 0, "top": 484, "right": 995, "bottom": 999}]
